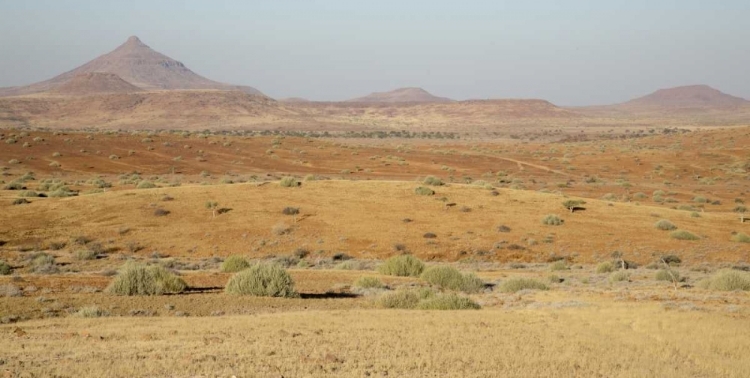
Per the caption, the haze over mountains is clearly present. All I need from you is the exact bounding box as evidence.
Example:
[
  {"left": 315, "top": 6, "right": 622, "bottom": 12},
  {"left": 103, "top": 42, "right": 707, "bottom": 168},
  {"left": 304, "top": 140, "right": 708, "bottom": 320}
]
[{"left": 0, "top": 36, "right": 749, "bottom": 131}]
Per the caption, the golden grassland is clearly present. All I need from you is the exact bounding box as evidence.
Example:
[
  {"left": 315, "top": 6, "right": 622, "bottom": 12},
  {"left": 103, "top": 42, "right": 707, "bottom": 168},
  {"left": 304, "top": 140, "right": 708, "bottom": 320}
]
[{"left": 1, "top": 126, "right": 749, "bottom": 377}]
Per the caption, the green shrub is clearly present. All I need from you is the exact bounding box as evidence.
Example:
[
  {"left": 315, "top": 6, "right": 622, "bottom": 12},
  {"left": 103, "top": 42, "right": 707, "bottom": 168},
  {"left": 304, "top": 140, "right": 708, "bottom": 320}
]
[
  {"left": 221, "top": 255, "right": 251, "bottom": 272},
  {"left": 670, "top": 230, "right": 699, "bottom": 241},
  {"left": 609, "top": 271, "right": 630, "bottom": 283},
  {"left": 73, "top": 249, "right": 98, "bottom": 261},
  {"left": 498, "top": 278, "right": 549, "bottom": 293},
  {"left": 542, "top": 214, "right": 563, "bottom": 226},
  {"left": 0, "top": 261, "right": 11, "bottom": 275},
  {"left": 655, "top": 269, "right": 680, "bottom": 282},
  {"left": 596, "top": 262, "right": 614, "bottom": 274},
  {"left": 693, "top": 196, "right": 708, "bottom": 203},
  {"left": 414, "top": 186, "right": 435, "bottom": 196},
  {"left": 377, "top": 255, "right": 425, "bottom": 277},
  {"left": 18, "top": 190, "right": 39, "bottom": 197},
  {"left": 106, "top": 263, "right": 187, "bottom": 295},
  {"left": 225, "top": 262, "right": 297, "bottom": 297},
  {"left": 12, "top": 198, "right": 29, "bottom": 205},
  {"left": 420, "top": 265, "right": 484, "bottom": 293},
  {"left": 48, "top": 187, "right": 76, "bottom": 197},
  {"left": 416, "top": 293, "right": 481, "bottom": 310},
  {"left": 423, "top": 176, "right": 444, "bottom": 186},
  {"left": 136, "top": 181, "right": 156, "bottom": 189},
  {"left": 698, "top": 270, "right": 750, "bottom": 291},
  {"left": 376, "top": 288, "right": 435, "bottom": 309},
  {"left": 335, "top": 260, "right": 365, "bottom": 270},
  {"left": 73, "top": 306, "right": 109, "bottom": 318},
  {"left": 549, "top": 261, "right": 568, "bottom": 271},
  {"left": 732, "top": 233, "right": 750, "bottom": 243},
  {"left": 353, "top": 276, "right": 385, "bottom": 289},
  {"left": 655, "top": 219, "right": 677, "bottom": 231},
  {"left": 279, "top": 177, "right": 299, "bottom": 187}
]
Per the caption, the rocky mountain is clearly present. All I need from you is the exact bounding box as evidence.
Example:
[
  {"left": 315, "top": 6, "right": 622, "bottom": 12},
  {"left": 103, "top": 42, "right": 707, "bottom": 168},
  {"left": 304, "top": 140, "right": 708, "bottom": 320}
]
[{"left": 346, "top": 87, "right": 452, "bottom": 103}]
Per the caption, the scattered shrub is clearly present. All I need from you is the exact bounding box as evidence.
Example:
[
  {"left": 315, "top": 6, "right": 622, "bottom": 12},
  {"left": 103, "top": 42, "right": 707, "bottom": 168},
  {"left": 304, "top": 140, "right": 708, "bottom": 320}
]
[
  {"left": 18, "top": 190, "right": 39, "bottom": 197},
  {"left": 655, "top": 220, "right": 677, "bottom": 231},
  {"left": 225, "top": 262, "right": 297, "bottom": 297},
  {"left": 596, "top": 262, "right": 614, "bottom": 274},
  {"left": 498, "top": 278, "right": 549, "bottom": 293},
  {"left": 660, "top": 254, "right": 682, "bottom": 265},
  {"left": 12, "top": 198, "right": 29, "bottom": 205},
  {"left": 73, "top": 306, "right": 109, "bottom": 318},
  {"left": 417, "top": 293, "right": 481, "bottom": 310},
  {"left": 693, "top": 196, "right": 708, "bottom": 203},
  {"left": 0, "top": 261, "right": 11, "bottom": 275},
  {"left": 353, "top": 276, "right": 385, "bottom": 289},
  {"left": 423, "top": 176, "right": 444, "bottom": 186},
  {"left": 414, "top": 186, "right": 435, "bottom": 196},
  {"left": 542, "top": 214, "right": 563, "bottom": 226},
  {"left": 670, "top": 230, "right": 700, "bottom": 241},
  {"left": 221, "top": 255, "right": 251, "bottom": 272},
  {"left": 497, "top": 225, "right": 511, "bottom": 233},
  {"left": 732, "top": 233, "right": 750, "bottom": 243},
  {"left": 335, "top": 260, "right": 365, "bottom": 270},
  {"left": 376, "top": 288, "right": 435, "bottom": 309},
  {"left": 48, "top": 187, "right": 76, "bottom": 198},
  {"left": 73, "top": 249, "right": 98, "bottom": 261},
  {"left": 106, "top": 263, "right": 186, "bottom": 295},
  {"left": 377, "top": 255, "right": 425, "bottom": 277},
  {"left": 272, "top": 222, "right": 292, "bottom": 235},
  {"left": 420, "top": 265, "right": 484, "bottom": 293},
  {"left": 698, "top": 270, "right": 750, "bottom": 291},
  {"left": 279, "top": 177, "right": 300, "bottom": 187},
  {"left": 31, "top": 254, "right": 58, "bottom": 274},
  {"left": 609, "top": 271, "right": 630, "bottom": 283},
  {"left": 655, "top": 269, "right": 680, "bottom": 282},
  {"left": 549, "top": 261, "right": 568, "bottom": 271},
  {"left": 282, "top": 207, "right": 300, "bottom": 215},
  {"left": 136, "top": 181, "right": 156, "bottom": 189},
  {"left": 0, "top": 284, "right": 22, "bottom": 297}
]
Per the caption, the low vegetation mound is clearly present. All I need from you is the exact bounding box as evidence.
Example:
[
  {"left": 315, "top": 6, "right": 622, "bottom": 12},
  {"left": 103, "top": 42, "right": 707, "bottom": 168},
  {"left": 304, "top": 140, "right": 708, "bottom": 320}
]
[
  {"left": 609, "top": 271, "right": 630, "bottom": 283},
  {"left": 106, "top": 263, "right": 187, "bottom": 296},
  {"left": 414, "top": 186, "right": 435, "bottom": 196},
  {"left": 353, "top": 276, "right": 385, "bottom": 289},
  {"left": 420, "top": 265, "right": 484, "bottom": 293},
  {"left": 698, "top": 270, "right": 750, "bottom": 291},
  {"left": 225, "top": 262, "right": 297, "bottom": 297},
  {"left": 376, "top": 288, "right": 479, "bottom": 310},
  {"left": 655, "top": 269, "right": 680, "bottom": 282},
  {"left": 0, "top": 261, "right": 11, "bottom": 275},
  {"left": 596, "top": 262, "right": 614, "bottom": 274},
  {"left": 416, "top": 293, "right": 481, "bottom": 310},
  {"left": 377, "top": 255, "right": 425, "bottom": 277},
  {"left": 655, "top": 219, "right": 677, "bottom": 231},
  {"left": 221, "top": 255, "right": 251, "bottom": 273},
  {"left": 670, "top": 230, "right": 700, "bottom": 241},
  {"left": 542, "top": 214, "right": 563, "bottom": 226},
  {"left": 498, "top": 278, "right": 549, "bottom": 293},
  {"left": 423, "top": 176, "right": 444, "bottom": 186}
]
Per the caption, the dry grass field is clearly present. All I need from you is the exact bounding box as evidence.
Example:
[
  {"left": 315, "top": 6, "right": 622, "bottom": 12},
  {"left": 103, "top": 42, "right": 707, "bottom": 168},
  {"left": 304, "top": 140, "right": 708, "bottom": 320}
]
[{"left": 1, "top": 125, "right": 749, "bottom": 377}]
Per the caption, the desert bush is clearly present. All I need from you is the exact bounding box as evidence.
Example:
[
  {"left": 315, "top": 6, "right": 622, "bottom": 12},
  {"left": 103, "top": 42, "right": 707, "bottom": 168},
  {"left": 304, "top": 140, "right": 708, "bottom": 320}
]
[
  {"left": 655, "top": 269, "right": 680, "bottom": 282},
  {"left": 353, "top": 276, "right": 385, "bottom": 289},
  {"left": 31, "top": 254, "right": 58, "bottom": 274},
  {"left": 542, "top": 214, "right": 563, "bottom": 226},
  {"left": 279, "top": 177, "right": 300, "bottom": 187},
  {"left": 153, "top": 208, "right": 170, "bottom": 217},
  {"left": 376, "top": 288, "right": 435, "bottom": 309},
  {"left": 221, "top": 255, "right": 251, "bottom": 272},
  {"left": 378, "top": 255, "right": 425, "bottom": 277},
  {"left": 670, "top": 230, "right": 700, "bottom": 241},
  {"left": 417, "top": 293, "right": 481, "bottom": 310},
  {"left": 420, "top": 265, "right": 484, "bottom": 293},
  {"left": 106, "top": 263, "right": 186, "bottom": 295},
  {"left": 282, "top": 207, "right": 300, "bottom": 215},
  {"left": 414, "top": 186, "right": 435, "bottom": 196},
  {"left": 549, "top": 261, "right": 568, "bottom": 271},
  {"left": 655, "top": 219, "right": 677, "bottom": 231},
  {"left": 0, "top": 284, "right": 22, "bottom": 297},
  {"left": 698, "top": 270, "right": 750, "bottom": 291},
  {"left": 272, "top": 222, "right": 292, "bottom": 235},
  {"left": 73, "top": 306, "right": 109, "bottom": 318},
  {"left": 73, "top": 249, "right": 98, "bottom": 261},
  {"left": 609, "top": 271, "right": 631, "bottom": 283},
  {"left": 12, "top": 198, "right": 29, "bottom": 205},
  {"left": 732, "top": 233, "right": 750, "bottom": 243},
  {"left": 661, "top": 254, "right": 682, "bottom": 265},
  {"left": 18, "top": 190, "right": 39, "bottom": 197},
  {"left": 225, "top": 262, "right": 297, "bottom": 297},
  {"left": 0, "top": 261, "right": 11, "bottom": 275},
  {"left": 693, "top": 196, "right": 708, "bottom": 203},
  {"left": 335, "top": 260, "right": 365, "bottom": 270},
  {"left": 136, "top": 181, "right": 156, "bottom": 189},
  {"left": 498, "top": 278, "right": 549, "bottom": 293},
  {"left": 596, "top": 261, "right": 614, "bottom": 273},
  {"left": 423, "top": 176, "right": 444, "bottom": 186}
]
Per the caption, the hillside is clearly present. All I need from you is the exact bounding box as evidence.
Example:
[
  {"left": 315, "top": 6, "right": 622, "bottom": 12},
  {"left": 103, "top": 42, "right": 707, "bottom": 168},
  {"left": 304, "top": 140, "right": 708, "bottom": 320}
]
[
  {"left": 623, "top": 85, "right": 748, "bottom": 108},
  {"left": 49, "top": 72, "right": 142, "bottom": 95},
  {"left": 0, "top": 36, "right": 264, "bottom": 97},
  {"left": 347, "top": 87, "right": 453, "bottom": 103}
]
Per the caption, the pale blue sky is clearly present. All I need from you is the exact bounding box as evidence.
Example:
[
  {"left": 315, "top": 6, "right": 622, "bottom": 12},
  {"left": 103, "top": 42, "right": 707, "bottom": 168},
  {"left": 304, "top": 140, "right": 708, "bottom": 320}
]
[{"left": 1, "top": 0, "right": 748, "bottom": 105}]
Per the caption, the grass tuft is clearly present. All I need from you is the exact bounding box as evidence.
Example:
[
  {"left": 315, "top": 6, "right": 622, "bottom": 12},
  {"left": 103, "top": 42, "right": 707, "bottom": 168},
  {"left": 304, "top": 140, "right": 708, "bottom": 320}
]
[
  {"left": 698, "top": 270, "right": 750, "bottom": 291},
  {"left": 225, "top": 262, "right": 297, "bottom": 297},
  {"left": 221, "top": 255, "right": 251, "bottom": 272},
  {"left": 498, "top": 278, "right": 549, "bottom": 293},
  {"left": 655, "top": 219, "right": 677, "bottom": 231},
  {"left": 670, "top": 230, "right": 700, "bottom": 241},
  {"left": 378, "top": 255, "right": 425, "bottom": 277},
  {"left": 106, "top": 262, "right": 186, "bottom": 296},
  {"left": 420, "top": 265, "right": 484, "bottom": 293}
]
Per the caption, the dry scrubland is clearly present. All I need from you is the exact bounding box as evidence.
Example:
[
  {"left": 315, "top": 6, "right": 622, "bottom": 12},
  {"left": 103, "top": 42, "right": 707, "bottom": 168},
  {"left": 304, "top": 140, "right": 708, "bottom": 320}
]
[{"left": 1, "top": 126, "right": 750, "bottom": 377}]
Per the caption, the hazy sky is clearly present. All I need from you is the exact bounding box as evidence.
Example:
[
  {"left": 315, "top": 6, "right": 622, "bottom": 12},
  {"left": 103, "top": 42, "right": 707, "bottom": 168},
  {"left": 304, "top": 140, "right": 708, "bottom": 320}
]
[{"left": 1, "top": 1, "right": 748, "bottom": 105}]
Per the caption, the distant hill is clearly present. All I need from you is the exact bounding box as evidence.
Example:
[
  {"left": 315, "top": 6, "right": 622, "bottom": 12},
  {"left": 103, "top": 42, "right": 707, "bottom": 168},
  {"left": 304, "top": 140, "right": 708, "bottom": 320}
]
[
  {"left": 623, "top": 85, "right": 748, "bottom": 108},
  {"left": 0, "top": 36, "right": 264, "bottom": 97},
  {"left": 278, "top": 97, "right": 311, "bottom": 103},
  {"left": 346, "top": 87, "right": 452, "bottom": 103},
  {"left": 49, "top": 72, "right": 142, "bottom": 95}
]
